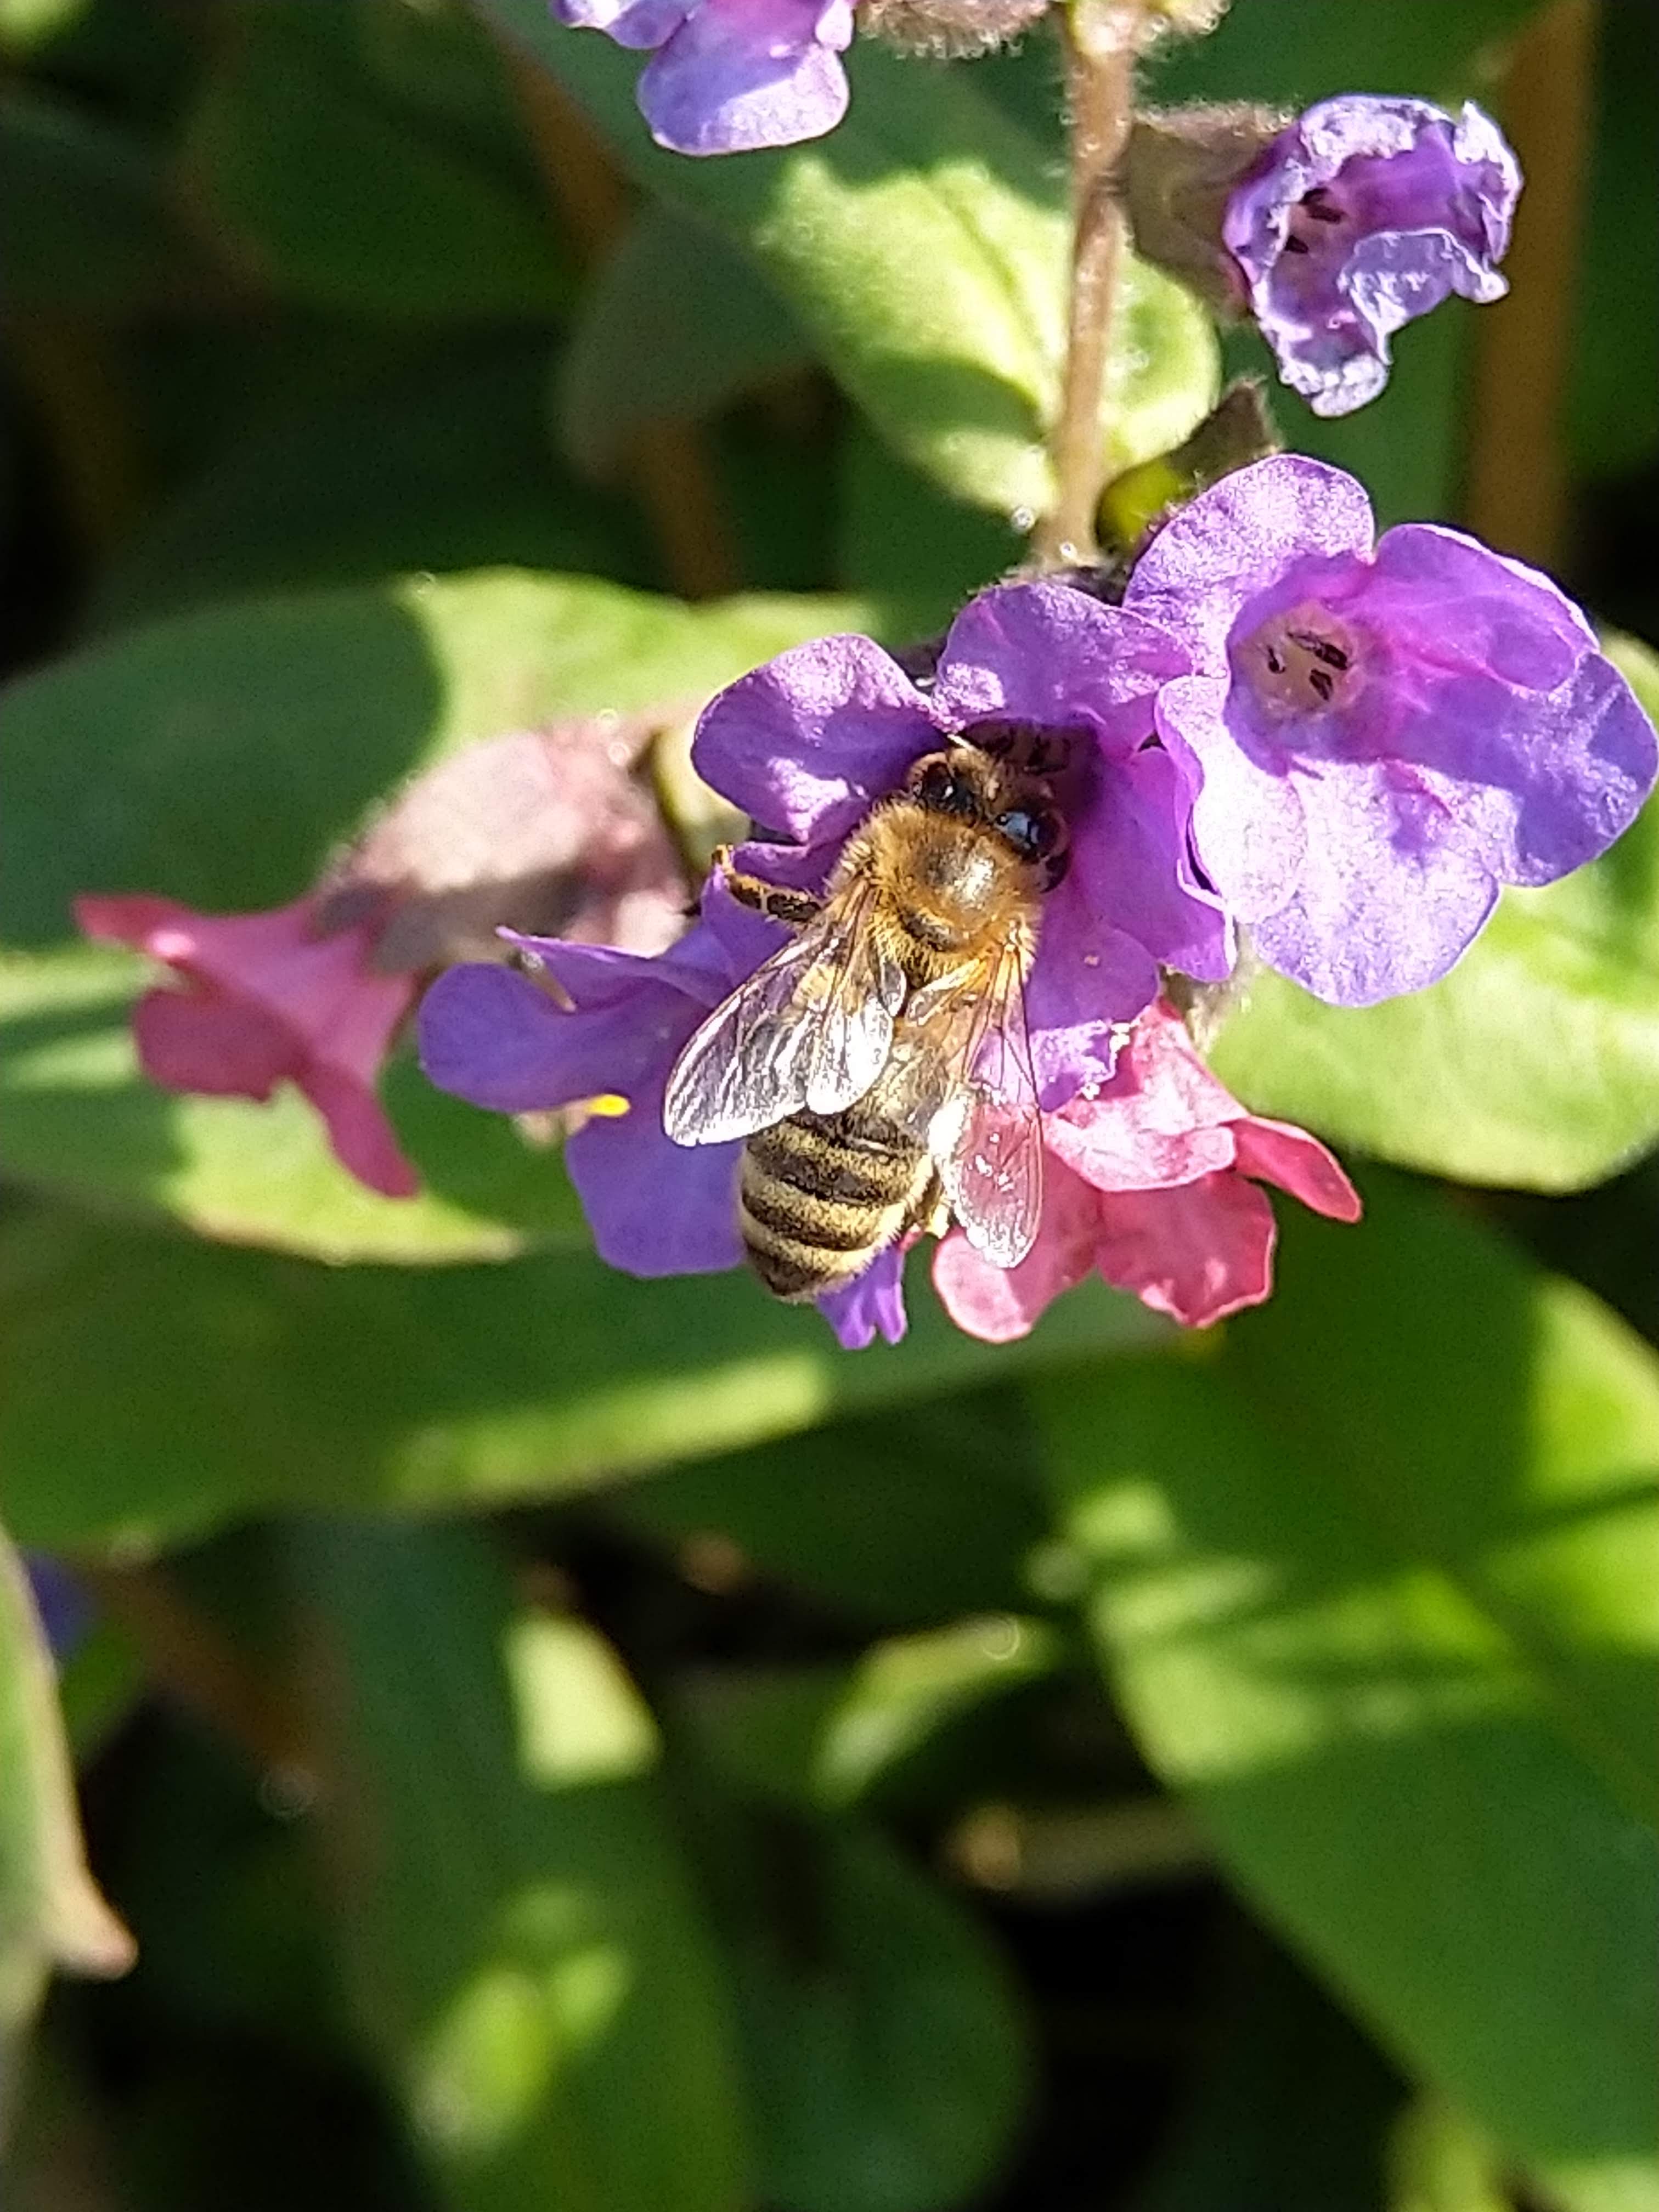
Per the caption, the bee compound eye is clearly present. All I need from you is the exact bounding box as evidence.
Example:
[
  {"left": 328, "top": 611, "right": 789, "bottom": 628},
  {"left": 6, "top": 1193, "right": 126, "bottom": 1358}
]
[
  {"left": 913, "top": 757, "right": 974, "bottom": 814},
  {"left": 997, "top": 806, "right": 1060, "bottom": 860}
]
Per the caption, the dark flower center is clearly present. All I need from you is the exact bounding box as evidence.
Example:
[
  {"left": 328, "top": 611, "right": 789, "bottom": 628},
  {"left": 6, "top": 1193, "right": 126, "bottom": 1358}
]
[
  {"left": 1239, "top": 602, "right": 1361, "bottom": 718},
  {"left": 1280, "top": 182, "right": 1350, "bottom": 258}
]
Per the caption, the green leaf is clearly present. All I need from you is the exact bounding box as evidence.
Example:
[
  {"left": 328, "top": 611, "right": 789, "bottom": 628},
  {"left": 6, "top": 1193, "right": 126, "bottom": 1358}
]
[
  {"left": 289, "top": 1518, "right": 750, "bottom": 2212},
  {"left": 560, "top": 204, "right": 809, "bottom": 478},
  {"left": 0, "top": 944, "right": 590, "bottom": 1264},
  {"left": 1388, "top": 2097, "right": 1512, "bottom": 2212},
  {"left": 1209, "top": 635, "right": 1659, "bottom": 1192},
  {"left": 90, "top": 335, "right": 651, "bottom": 633},
  {"left": 3, "top": 570, "right": 876, "bottom": 939},
  {"left": 712, "top": 1819, "right": 1030, "bottom": 2212},
  {"left": 0, "top": 573, "right": 870, "bottom": 1259},
  {"left": 609, "top": 1390, "right": 1050, "bottom": 1629},
  {"left": 1036, "top": 1173, "right": 1659, "bottom": 2212},
  {"left": 0, "top": 86, "right": 206, "bottom": 315},
  {"left": 180, "top": 2, "right": 572, "bottom": 320},
  {"left": 478, "top": 2, "right": 1218, "bottom": 512},
  {"left": 0, "top": 1205, "right": 1164, "bottom": 1554},
  {"left": 1129, "top": 1929, "right": 1400, "bottom": 2212},
  {"left": 836, "top": 419, "right": 1024, "bottom": 641},
  {"left": 1570, "top": 5, "right": 1659, "bottom": 481},
  {"left": 0, "top": 1525, "right": 134, "bottom": 2130},
  {"left": 683, "top": 1616, "right": 1062, "bottom": 1814}
]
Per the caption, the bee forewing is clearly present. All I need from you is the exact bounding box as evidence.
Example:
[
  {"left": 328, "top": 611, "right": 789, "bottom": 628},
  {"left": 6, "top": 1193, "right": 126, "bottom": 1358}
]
[{"left": 662, "top": 889, "right": 902, "bottom": 1147}]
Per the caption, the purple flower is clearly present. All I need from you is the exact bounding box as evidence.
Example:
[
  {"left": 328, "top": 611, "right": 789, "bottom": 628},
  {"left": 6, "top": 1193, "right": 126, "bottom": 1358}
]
[
  {"left": 551, "top": 0, "right": 854, "bottom": 156},
  {"left": 1124, "top": 455, "right": 1658, "bottom": 1006},
  {"left": 691, "top": 580, "right": 1232, "bottom": 1108},
  {"left": 421, "top": 924, "right": 741, "bottom": 1270},
  {"left": 1224, "top": 96, "right": 1520, "bottom": 417},
  {"left": 26, "top": 1553, "right": 92, "bottom": 1661}
]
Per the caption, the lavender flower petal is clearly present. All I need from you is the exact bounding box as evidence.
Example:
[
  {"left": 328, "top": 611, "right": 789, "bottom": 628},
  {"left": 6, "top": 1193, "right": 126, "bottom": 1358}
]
[
  {"left": 1125, "top": 455, "right": 1657, "bottom": 1005},
  {"left": 639, "top": 0, "right": 853, "bottom": 156},
  {"left": 692, "top": 634, "right": 940, "bottom": 848},
  {"left": 819, "top": 1245, "right": 909, "bottom": 1348},
  {"left": 1125, "top": 454, "right": 1375, "bottom": 670},
  {"left": 551, "top": 0, "right": 694, "bottom": 47}
]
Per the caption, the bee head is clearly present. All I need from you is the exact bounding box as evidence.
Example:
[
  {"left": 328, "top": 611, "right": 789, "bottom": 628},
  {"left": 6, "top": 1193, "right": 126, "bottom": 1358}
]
[{"left": 905, "top": 746, "right": 1071, "bottom": 888}]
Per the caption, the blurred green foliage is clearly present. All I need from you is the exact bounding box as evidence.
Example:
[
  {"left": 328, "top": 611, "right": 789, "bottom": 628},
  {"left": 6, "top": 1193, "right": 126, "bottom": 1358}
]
[{"left": 1, "top": 1, "right": 1656, "bottom": 2209}]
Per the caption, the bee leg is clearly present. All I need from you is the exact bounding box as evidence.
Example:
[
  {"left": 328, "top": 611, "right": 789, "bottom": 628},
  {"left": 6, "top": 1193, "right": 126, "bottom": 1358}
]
[
  {"left": 911, "top": 1170, "right": 951, "bottom": 1242},
  {"left": 713, "top": 845, "right": 823, "bottom": 929}
]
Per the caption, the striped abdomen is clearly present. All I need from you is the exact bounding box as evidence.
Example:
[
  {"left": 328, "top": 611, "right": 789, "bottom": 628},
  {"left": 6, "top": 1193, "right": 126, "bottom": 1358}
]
[{"left": 739, "top": 1103, "right": 932, "bottom": 1302}]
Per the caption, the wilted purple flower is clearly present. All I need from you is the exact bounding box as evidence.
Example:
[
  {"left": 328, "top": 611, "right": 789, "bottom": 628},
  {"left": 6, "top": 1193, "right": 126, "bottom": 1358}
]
[
  {"left": 1224, "top": 96, "right": 1520, "bottom": 417},
  {"left": 551, "top": 0, "right": 854, "bottom": 156},
  {"left": 691, "top": 580, "right": 1232, "bottom": 1107},
  {"left": 1124, "top": 455, "right": 1658, "bottom": 1005}
]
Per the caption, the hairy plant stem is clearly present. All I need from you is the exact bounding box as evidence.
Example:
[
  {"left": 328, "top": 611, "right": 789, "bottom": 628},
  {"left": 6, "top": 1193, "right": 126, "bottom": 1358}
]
[{"left": 1033, "top": 0, "right": 1144, "bottom": 569}]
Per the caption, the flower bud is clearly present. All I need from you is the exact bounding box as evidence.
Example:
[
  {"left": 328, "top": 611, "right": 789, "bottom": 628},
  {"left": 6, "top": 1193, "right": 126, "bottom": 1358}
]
[{"left": 1098, "top": 379, "right": 1279, "bottom": 552}]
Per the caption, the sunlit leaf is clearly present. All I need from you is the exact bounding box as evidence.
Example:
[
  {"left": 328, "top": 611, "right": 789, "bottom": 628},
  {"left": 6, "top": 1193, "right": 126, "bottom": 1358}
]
[
  {"left": 289, "top": 1518, "right": 749, "bottom": 2212},
  {"left": 1037, "top": 1173, "right": 1659, "bottom": 2212},
  {"left": 0, "top": 1205, "right": 1164, "bottom": 1554},
  {"left": 478, "top": 1, "right": 1217, "bottom": 513},
  {"left": 0, "top": 1526, "right": 134, "bottom": 2131},
  {"left": 0, "top": 574, "right": 872, "bottom": 1259}
]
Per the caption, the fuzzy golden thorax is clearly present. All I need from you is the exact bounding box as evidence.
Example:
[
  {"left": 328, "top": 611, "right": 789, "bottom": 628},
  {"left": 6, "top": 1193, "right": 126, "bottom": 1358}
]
[{"left": 824, "top": 749, "right": 1056, "bottom": 978}]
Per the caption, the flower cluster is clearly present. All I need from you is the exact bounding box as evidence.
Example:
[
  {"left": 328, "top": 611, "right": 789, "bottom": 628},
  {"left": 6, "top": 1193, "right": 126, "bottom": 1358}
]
[
  {"left": 418, "top": 457, "right": 1654, "bottom": 1348},
  {"left": 556, "top": 0, "right": 1520, "bottom": 433}
]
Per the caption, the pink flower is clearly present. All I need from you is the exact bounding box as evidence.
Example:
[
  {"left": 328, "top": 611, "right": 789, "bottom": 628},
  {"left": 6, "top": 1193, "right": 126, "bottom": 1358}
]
[
  {"left": 74, "top": 893, "right": 421, "bottom": 1198},
  {"left": 932, "top": 999, "right": 1360, "bottom": 1339}
]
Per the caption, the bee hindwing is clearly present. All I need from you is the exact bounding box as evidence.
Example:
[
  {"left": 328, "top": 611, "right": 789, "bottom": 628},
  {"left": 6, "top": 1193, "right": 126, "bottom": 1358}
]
[{"left": 883, "top": 938, "right": 1042, "bottom": 1268}]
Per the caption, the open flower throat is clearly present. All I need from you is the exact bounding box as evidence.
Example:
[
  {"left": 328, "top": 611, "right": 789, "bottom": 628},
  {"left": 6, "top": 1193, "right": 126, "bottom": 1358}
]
[{"left": 1238, "top": 603, "right": 1363, "bottom": 718}]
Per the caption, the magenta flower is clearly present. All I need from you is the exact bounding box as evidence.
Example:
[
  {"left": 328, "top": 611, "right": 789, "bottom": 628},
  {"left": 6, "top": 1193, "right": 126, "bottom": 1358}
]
[
  {"left": 1123, "top": 456, "right": 1658, "bottom": 1006},
  {"left": 76, "top": 723, "right": 689, "bottom": 1200},
  {"left": 1224, "top": 96, "right": 1521, "bottom": 417},
  {"left": 933, "top": 998, "right": 1360, "bottom": 1339},
  {"left": 75, "top": 891, "right": 422, "bottom": 1198},
  {"left": 551, "top": 0, "right": 854, "bottom": 155},
  {"left": 692, "top": 580, "right": 1232, "bottom": 1107}
]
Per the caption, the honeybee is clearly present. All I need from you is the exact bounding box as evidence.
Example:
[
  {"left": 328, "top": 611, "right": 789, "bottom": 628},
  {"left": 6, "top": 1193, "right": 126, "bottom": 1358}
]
[{"left": 662, "top": 733, "right": 1070, "bottom": 1303}]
